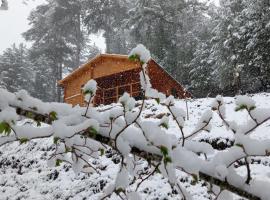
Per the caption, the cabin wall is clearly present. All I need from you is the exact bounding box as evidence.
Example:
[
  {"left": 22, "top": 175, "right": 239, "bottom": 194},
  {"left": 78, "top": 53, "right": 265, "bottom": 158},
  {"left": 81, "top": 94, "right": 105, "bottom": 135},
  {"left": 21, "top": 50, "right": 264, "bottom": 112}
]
[
  {"left": 64, "top": 81, "right": 84, "bottom": 106},
  {"left": 94, "top": 68, "right": 141, "bottom": 105},
  {"left": 64, "top": 66, "right": 92, "bottom": 106},
  {"left": 93, "top": 57, "right": 140, "bottom": 79},
  {"left": 62, "top": 58, "right": 190, "bottom": 106},
  {"left": 148, "top": 60, "right": 189, "bottom": 98},
  {"left": 63, "top": 58, "right": 140, "bottom": 106}
]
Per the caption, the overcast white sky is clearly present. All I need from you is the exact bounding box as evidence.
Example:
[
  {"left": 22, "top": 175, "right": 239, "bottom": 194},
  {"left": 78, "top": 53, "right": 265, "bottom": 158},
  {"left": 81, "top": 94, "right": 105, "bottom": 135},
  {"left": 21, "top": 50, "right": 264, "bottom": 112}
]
[
  {"left": 0, "top": 0, "right": 43, "bottom": 52},
  {"left": 0, "top": 0, "right": 218, "bottom": 53},
  {"left": 0, "top": 0, "right": 106, "bottom": 53}
]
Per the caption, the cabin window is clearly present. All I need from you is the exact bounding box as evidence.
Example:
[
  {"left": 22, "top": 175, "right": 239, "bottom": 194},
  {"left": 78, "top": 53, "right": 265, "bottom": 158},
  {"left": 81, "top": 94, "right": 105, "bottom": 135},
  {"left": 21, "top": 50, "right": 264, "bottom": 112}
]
[
  {"left": 118, "top": 85, "right": 130, "bottom": 96},
  {"left": 132, "top": 83, "right": 141, "bottom": 93},
  {"left": 104, "top": 88, "right": 116, "bottom": 98}
]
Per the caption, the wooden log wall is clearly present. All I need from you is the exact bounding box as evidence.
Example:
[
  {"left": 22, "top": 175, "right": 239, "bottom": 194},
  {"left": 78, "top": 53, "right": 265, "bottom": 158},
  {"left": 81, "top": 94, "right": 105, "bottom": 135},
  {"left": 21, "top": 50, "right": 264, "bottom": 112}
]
[
  {"left": 148, "top": 60, "right": 191, "bottom": 99},
  {"left": 95, "top": 68, "right": 141, "bottom": 105},
  {"left": 61, "top": 55, "right": 190, "bottom": 106}
]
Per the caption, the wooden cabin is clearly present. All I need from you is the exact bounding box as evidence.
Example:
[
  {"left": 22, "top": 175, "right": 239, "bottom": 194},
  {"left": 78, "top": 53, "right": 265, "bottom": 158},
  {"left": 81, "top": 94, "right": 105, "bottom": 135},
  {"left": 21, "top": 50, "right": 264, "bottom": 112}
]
[{"left": 58, "top": 54, "right": 190, "bottom": 106}]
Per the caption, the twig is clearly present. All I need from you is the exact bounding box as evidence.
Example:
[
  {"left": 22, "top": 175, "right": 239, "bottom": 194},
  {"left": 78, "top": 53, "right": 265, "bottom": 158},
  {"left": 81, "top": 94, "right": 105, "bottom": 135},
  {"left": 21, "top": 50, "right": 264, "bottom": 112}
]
[{"left": 135, "top": 163, "right": 161, "bottom": 191}]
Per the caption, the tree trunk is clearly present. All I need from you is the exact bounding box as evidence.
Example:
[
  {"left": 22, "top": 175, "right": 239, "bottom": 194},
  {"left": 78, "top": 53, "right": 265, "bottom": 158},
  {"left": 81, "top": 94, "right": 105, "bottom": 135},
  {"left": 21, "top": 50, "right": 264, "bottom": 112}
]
[{"left": 57, "top": 62, "right": 62, "bottom": 102}]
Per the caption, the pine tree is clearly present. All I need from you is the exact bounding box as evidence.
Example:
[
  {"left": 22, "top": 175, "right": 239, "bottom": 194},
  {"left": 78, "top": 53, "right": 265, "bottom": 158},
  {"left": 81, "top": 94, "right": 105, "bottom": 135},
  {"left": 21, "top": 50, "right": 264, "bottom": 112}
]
[
  {"left": 207, "top": 0, "right": 246, "bottom": 95},
  {"left": 240, "top": 0, "right": 270, "bottom": 92},
  {"left": 125, "top": 0, "right": 208, "bottom": 86},
  {"left": 189, "top": 41, "right": 216, "bottom": 97},
  {"left": 83, "top": 0, "right": 130, "bottom": 54},
  {"left": 199, "top": 0, "right": 270, "bottom": 95},
  {"left": 29, "top": 54, "right": 55, "bottom": 102},
  {"left": 0, "top": 44, "right": 34, "bottom": 93},
  {"left": 21, "top": 0, "right": 106, "bottom": 102},
  {"left": 23, "top": 0, "right": 87, "bottom": 102}
]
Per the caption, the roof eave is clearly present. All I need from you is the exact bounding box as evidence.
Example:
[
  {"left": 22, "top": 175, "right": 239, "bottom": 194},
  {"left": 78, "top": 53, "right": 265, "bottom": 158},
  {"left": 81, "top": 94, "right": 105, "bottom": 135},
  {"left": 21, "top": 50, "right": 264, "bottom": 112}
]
[
  {"left": 58, "top": 54, "right": 103, "bottom": 85},
  {"left": 58, "top": 54, "right": 133, "bottom": 86}
]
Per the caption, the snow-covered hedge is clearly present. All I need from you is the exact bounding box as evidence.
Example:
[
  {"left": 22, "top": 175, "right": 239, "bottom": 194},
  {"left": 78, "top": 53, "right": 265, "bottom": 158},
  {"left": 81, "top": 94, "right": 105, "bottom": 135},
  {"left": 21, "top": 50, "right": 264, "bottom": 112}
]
[{"left": 1, "top": 45, "right": 270, "bottom": 200}]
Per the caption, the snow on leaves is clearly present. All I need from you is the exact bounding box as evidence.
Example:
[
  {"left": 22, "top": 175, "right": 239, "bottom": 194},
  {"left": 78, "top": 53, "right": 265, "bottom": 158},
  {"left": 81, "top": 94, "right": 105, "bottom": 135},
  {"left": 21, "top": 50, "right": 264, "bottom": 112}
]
[
  {"left": 128, "top": 44, "right": 151, "bottom": 64},
  {"left": 0, "top": 45, "right": 270, "bottom": 200}
]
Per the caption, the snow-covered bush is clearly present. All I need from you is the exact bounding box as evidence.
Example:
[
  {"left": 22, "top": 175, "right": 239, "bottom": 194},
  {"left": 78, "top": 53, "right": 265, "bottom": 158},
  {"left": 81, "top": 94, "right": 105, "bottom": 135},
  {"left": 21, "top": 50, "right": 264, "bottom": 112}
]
[{"left": 0, "top": 45, "right": 270, "bottom": 200}]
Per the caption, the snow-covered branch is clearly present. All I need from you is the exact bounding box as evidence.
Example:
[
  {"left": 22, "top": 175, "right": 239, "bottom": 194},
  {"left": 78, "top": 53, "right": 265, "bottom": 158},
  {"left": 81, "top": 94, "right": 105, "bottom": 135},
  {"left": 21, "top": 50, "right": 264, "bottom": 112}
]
[{"left": 1, "top": 45, "right": 270, "bottom": 200}]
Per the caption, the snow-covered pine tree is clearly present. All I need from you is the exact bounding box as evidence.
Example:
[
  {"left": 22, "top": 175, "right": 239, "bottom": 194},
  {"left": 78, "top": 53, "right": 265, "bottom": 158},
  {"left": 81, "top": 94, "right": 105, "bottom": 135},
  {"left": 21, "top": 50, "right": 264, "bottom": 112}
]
[
  {"left": 189, "top": 41, "right": 216, "bottom": 97},
  {"left": 207, "top": 0, "right": 246, "bottom": 95},
  {"left": 0, "top": 43, "right": 34, "bottom": 93},
  {"left": 83, "top": 0, "right": 130, "bottom": 54},
  {"left": 29, "top": 54, "right": 55, "bottom": 102},
  {"left": 126, "top": 0, "right": 209, "bottom": 87},
  {"left": 194, "top": 0, "right": 270, "bottom": 96},
  {"left": 23, "top": 0, "right": 87, "bottom": 102},
  {"left": 239, "top": 0, "right": 270, "bottom": 92},
  {"left": 80, "top": 43, "right": 102, "bottom": 63}
]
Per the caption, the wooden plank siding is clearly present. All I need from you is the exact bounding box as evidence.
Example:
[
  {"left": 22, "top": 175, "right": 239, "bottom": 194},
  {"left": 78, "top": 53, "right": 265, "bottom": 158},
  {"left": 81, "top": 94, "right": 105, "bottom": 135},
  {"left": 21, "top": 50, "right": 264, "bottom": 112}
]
[
  {"left": 148, "top": 60, "right": 188, "bottom": 99},
  {"left": 58, "top": 54, "right": 191, "bottom": 106}
]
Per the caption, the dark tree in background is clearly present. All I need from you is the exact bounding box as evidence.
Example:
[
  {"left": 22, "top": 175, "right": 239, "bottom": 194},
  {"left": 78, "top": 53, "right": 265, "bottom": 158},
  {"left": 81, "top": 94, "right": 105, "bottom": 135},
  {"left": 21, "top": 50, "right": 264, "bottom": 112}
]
[
  {"left": 22, "top": 0, "right": 101, "bottom": 102},
  {"left": 189, "top": 0, "right": 270, "bottom": 97},
  {"left": 0, "top": 44, "right": 34, "bottom": 93}
]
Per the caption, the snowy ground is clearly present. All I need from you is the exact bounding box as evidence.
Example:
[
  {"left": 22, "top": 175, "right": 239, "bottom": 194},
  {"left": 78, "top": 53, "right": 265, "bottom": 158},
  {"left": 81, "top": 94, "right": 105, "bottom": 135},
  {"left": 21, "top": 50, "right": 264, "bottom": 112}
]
[{"left": 1, "top": 93, "right": 270, "bottom": 200}]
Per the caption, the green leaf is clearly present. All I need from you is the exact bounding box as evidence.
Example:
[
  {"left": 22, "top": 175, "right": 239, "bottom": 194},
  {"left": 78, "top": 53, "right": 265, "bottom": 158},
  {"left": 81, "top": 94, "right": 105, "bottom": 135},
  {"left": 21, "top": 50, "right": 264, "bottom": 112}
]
[
  {"left": 160, "top": 122, "right": 169, "bottom": 129},
  {"left": 26, "top": 111, "right": 33, "bottom": 119},
  {"left": 65, "top": 147, "right": 71, "bottom": 153},
  {"left": 191, "top": 174, "right": 198, "bottom": 185},
  {"left": 249, "top": 106, "right": 256, "bottom": 111},
  {"left": 83, "top": 90, "right": 93, "bottom": 96},
  {"left": 87, "top": 127, "right": 98, "bottom": 138},
  {"left": 155, "top": 98, "right": 160, "bottom": 104},
  {"left": 164, "top": 156, "right": 172, "bottom": 165},
  {"left": 235, "top": 104, "right": 247, "bottom": 112},
  {"left": 128, "top": 54, "right": 140, "bottom": 62},
  {"left": 115, "top": 188, "right": 125, "bottom": 194},
  {"left": 100, "top": 148, "right": 105, "bottom": 156},
  {"left": 56, "top": 159, "right": 62, "bottom": 167},
  {"left": 160, "top": 145, "right": 169, "bottom": 156},
  {"left": 53, "top": 137, "right": 60, "bottom": 144},
  {"left": 0, "top": 122, "right": 5, "bottom": 133},
  {"left": 49, "top": 111, "right": 58, "bottom": 121},
  {"left": 235, "top": 143, "right": 244, "bottom": 148},
  {"left": 19, "top": 138, "right": 29, "bottom": 144},
  {"left": 0, "top": 122, "right": 11, "bottom": 135}
]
